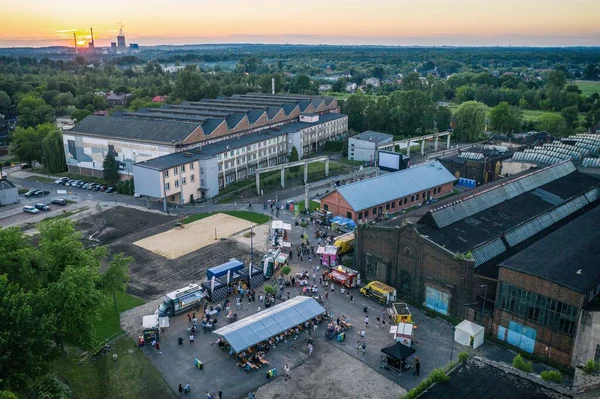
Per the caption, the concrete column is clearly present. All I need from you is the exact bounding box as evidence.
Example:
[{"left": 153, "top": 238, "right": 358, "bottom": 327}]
[
  {"left": 304, "top": 184, "right": 309, "bottom": 211},
  {"left": 325, "top": 158, "right": 329, "bottom": 177},
  {"left": 434, "top": 137, "right": 439, "bottom": 151},
  {"left": 280, "top": 167, "right": 285, "bottom": 188},
  {"left": 255, "top": 172, "right": 260, "bottom": 195},
  {"left": 304, "top": 161, "right": 309, "bottom": 184},
  {"left": 447, "top": 134, "right": 451, "bottom": 149},
  {"left": 421, "top": 139, "right": 425, "bottom": 156},
  {"left": 406, "top": 142, "right": 411, "bottom": 157}
]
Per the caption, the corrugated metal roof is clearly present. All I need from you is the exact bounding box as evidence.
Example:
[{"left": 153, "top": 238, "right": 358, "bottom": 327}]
[
  {"left": 334, "top": 161, "right": 456, "bottom": 211},
  {"left": 472, "top": 237, "right": 507, "bottom": 267},
  {"left": 351, "top": 130, "right": 393, "bottom": 144},
  {"left": 429, "top": 161, "right": 576, "bottom": 229},
  {"left": 213, "top": 296, "right": 326, "bottom": 353}
]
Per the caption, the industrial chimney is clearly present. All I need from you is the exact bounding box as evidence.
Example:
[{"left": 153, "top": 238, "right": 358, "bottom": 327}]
[
  {"left": 73, "top": 33, "right": 78, "bottom": 54},
  {"left": 89, "top": 28, "right": 95, "bottom": 49}
]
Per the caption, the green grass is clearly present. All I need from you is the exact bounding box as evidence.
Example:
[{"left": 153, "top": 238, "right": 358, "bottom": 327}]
[
  {"left": 295, "top": 199, "right": 321, "bottom": 213},
  {"left": 43, "top": 206, "right": 89, "bottom": 222},
  {"left": 25, "top": 176, "right": 55, "bottom": 183},
  {"left": 184, "top": 210, "right": 270, "bottom": 225},
  {"left": 575, "top": 80, "right": 600, "bottom": 97},
  {"left": 51, "top": 337, "right": 172, "bottom": 399},
  {"left": 94, "top": 292, "right": 145, "bottom": 342}
]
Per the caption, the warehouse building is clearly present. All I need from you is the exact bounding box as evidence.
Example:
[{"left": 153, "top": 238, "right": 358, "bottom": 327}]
[
  {"left": 494, "top": 205, "right": 600, "bottom": 367},
  {"left": 63, "top": 93, "right": 344, "bottom": 178},
  {"left": 438, "top": 144, "right": 515, "bottom": 184},
  {"left": 348, "top": 130, "right": 393, "bottom": 163},
  {"left": 133, "top": 113, "right": 346, "bottom": 203},
  {"left": 319, "top": 161, "right": 456, "bottom": 223},
  {"left": 354, "top": 161, "right": 600, "bottom": 324}
]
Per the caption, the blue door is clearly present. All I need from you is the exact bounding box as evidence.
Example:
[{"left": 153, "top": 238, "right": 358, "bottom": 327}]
[
  {"left": 506, "top": 321, "right": 537, "bottom": 353},
  {"left": 425, "top": 287, "right": 450, "bottom": 315}
]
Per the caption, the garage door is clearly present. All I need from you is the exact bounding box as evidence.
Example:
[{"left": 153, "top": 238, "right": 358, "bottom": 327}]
[{"left": 425, "top": 286, "right": 450, "bottom": 315}]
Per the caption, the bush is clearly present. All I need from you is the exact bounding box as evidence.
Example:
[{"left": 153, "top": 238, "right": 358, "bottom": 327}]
[
  {"left": 429, "top": 368, "right": 450, "bottom": 383},
  {"left": 281, "top": 266, "right": 291, "bottom": 276},
  {"left": 263, "top": 285, "right": 277, "bottom": 295},
  {"left": 583, "top": 359, "right": 599, "bottom": 374},
  {"left": 458, "top": 351, "right": 469, "bottom": 363},
  {"left": 36, "top": 375, "right": 72, "bottom": 399},
  {"left": 513, "top": 354, "right": 533, "bottom": 373},
  {"left": 299, "top": 221, "right": 308, "bottom": 228},
  {"left": 540, "top": 370, "right": 563, "bottom": 383},
  {"left": 323, "top": 141, "right": 343, "bottom": 151}
]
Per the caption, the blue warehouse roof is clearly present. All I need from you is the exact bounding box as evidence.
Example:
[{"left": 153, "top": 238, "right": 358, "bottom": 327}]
[{"left": 334, "top": 161, "right": 456, "bottom": 212}]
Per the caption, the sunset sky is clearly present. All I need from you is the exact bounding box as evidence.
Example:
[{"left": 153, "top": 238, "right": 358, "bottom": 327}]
[{"left": 1, "top": 0, "right": 599, "bottom": 47}]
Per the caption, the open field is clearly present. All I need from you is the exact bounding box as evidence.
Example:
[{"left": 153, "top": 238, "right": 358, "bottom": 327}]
[
  {"left": 575, "top": 80, "right": 600, "bottom": 97},
  {"left": 94, "top": 292, "right": 145, "bottom": 341},
  {"left": 52, "top": 337, "right": 173, "bottom": 399},
  {"left": 133, "top": 213, "right": 251, "bottom": 259},
  {"left": 76, "top": 207, "right": 265, "bottom": 300}
]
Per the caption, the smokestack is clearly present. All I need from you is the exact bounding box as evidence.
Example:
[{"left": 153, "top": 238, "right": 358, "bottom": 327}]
[
  {"left": 73, "top": 33, "right": 78, "bottom": 54},
  {"left": 272, "top": 77, "right": 275, "bottom": 94},
  {"left": 89, "top": 27, "right": 95, "bottom": 48}
]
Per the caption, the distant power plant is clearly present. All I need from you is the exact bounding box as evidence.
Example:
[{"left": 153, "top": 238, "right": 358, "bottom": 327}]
[{"left": 72, "top": 25, "right": 139, "bottom": 55}]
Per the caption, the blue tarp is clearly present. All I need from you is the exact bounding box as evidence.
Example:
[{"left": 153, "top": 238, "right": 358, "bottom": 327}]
[
  {"left": 207, "top": 259, "right": 244, "bottom": 280},
  {"left": 330, "top": 216, "right": 356, "bottom": 231},
  {"left": 213, "top": 296, "right": 326, "bottom": 353}
]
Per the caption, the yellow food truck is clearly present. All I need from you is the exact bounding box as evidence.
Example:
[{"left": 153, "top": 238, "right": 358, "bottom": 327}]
[{"left": 360, "top": 281, "right": 397, "bottom": 305}]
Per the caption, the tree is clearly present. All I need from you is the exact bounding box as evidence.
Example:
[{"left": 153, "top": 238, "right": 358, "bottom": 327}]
[
  {"left": 561, "top": 106, "right": 579, "bottom": 130},
  {"left": 0, "top": 276, "right": 55, "bottom": 391},
  {"left": 41, "top": 125, "right": 67, "bottom": 173},
  {"left": 537, "top": 113, "right": 568, "bottom": 136},
  {"left": 454, "top": 101, "right": 487, "bottom": 142},
  {"left": 546, "top": 70, "right": 567, "bottom": 89},
  {"left": 16, "top": 95, "right": 54, "bottom": 128},
  {"left": 0, "top": 90, "right": 12, "bottom": 114},
  {"left": 434, "top": 106, "right": 452, "bottom": 132},
  {"left": 102, "top": 151, "right": 120, "bottom": 185},
  {"left": 489, "top": 102, "right": 523, "bottom": 134},
  {"left": 92, "top": 95, "right": 108, "bottom": 110},
  {"left": 102, "top": 253, "right": 133, "bottom": 311},
  {"left": 291, "top": 75, "right": 311, "bottom": 94},
  {"left": 10, "top": 126, "right": 43, "bottom": 166},
  {"left": 289, "top": 146, "right": 299, "bottom": 163},
  {"left": 332, "top": 78, "right": 347, "bottom": 93},
  {"left": 401, "top": 72, "right": 423, "bottom": 91},
  {"left": 71, "top": 108, "right": 91, "bottom": 122}
]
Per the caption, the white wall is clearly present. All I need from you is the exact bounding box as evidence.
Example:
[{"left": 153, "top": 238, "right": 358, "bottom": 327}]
[
  {"left": 199, "top": 157, "right": 219, "bottom": 198},
  {"left": 132, "top": 165, "right": 163, "bottom": 198},
  {"left": 348, "top": 137, "right": 376, "bottom": 162},
  {"left": 574, "top": 310, "right": 600, "bottom": 367},
  {"left": 288, "top": 131, "right": 304, "bottom": 159}
]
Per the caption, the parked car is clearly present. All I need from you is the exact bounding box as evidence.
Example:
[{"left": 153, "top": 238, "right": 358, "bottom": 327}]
[
  {"left": 105, "top": 186, "right": 115, "bottom": 193},
  {"left": 55, "top": 177, "right": 69, "bottom": 184},
  {"left": 20, "top": 163, "right": 31, "bottom": 169},
  {"left": 23, "top": 205, "right": 39, "bottom": 214},
  {"left": 51, "top": 198, "right": 67, "bottom": 206},
  {"left": 66, "top": 180, "right": 77, "bottom": 187},
  {"left": 88, "top": 183, "right": 98, "bottom": 190},
  {"left": 82, "top": 183, "right": 90, "bottom": 189},
  {"left": 75, "top": 181, "right": 85, "bottom": 188},
  {"left": 1, "top": 172, "right": 7, "bottom": 179},
  {"left": 24, "top": 189, "right": 40, "bottom": 197},
  {"left": 98, "top": 184, "right": 107, "bottom": 192},
  {"left": 36, "top": 190, "right": 50, "bottom": 197},
  {"left": 34, "top": 203, "right": 50, "bottom": 211},
  {"left": 134, "top": 193, "right": 143, "bottom": 198}
]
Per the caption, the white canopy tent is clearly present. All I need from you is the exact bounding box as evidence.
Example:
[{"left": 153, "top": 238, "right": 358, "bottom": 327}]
[
  {"left": 271, "top": 220, "right": 292, "bottom": 231},
  {"left": 454, "top": 320, "right": 485, "bottom": 349}
]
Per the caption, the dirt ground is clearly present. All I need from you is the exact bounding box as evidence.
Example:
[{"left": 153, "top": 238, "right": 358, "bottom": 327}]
[
  {"left": 133, "top": 213, "right": 251, "bottom": 259},
  {"left": 76, "top": 207, "right": 266, "bottom": 300}
]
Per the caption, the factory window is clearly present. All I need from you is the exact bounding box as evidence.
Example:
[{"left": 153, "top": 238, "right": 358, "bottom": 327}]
[
  {"left": 181, "top": 165, "right": 185, "bottom": 172},
  {"left": 217, "top": 154, "right": 222, "bottom": 160},
  {"left": 174, "top": 167, "right": 178, "bottom": 174},
  {"left": 416, "top": 193, "right": 420, "bottom": 200},
  {"left": 190, "top": 174, "right": 195, "bottom": 182},
  {"left": 164, "top": 169, "right": 169, "bottom": 178},
  {"left": 358, "top": 212, "right": 363, "bottom": 220},
  {"left": 323, "top": 204, "right": 328, "bottom": 211},
  {"left": 189, "top": 163, "right": 194, "bottom": 170},
  {"left": 218, "top": 165, "right": 222, "bottom": 171},
  {"left": 165, "top": 182, "right": 170, "bottom": 191},
  {"left": 372, "top": 208, "right": 377, "bottom": 216},
  {"left": 181, "top": 177, "right": 187, "bottom": 185},
  {"left": 403, "top": 198, "right": 408, "bottom": 205},
  {"left": 385, "top": 203, "right": 390, "bottom": 210},
  {"left": 346, "top": 212, "right": 352, "bottom": 219},
  {"left": 174, "top": 179, "right": 179, "bottom": 188},
  {"left": 391, "top": 201, "right": 395, "bottom": 209}
]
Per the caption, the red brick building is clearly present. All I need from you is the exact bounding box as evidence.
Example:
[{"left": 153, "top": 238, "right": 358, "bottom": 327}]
[
  {"left": 320, "top": 161, "right": 456, "bottom": 223},
  {"left": 355, "top": 160, "right": 600, "bottom": 330},
  {"left": 494, "top": 206, "right": 600, "bottom": 367}
]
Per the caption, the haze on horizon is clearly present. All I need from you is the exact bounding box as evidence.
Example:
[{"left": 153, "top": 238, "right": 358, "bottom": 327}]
[{"left": 1, "top": 0, "right": 599, "bottom": 48}]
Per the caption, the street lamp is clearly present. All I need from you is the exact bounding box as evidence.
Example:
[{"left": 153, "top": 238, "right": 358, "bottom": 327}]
[
  {"left": 480, "top": 284, "right": 488, "bottom": 324},
  {"left": 450, "top": 326, "right": 456, "bottom": 361}
]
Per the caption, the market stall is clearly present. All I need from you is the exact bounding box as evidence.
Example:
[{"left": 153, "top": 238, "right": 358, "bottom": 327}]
[
  {"left": 316, "top": 245, "right": 338, "bottom": 267},
  {"left": 271, "top": 220, "right": 292, "bottom": 247},
  {"left": 380, "top": 342, "right": 416, "bottom": 372},
  {"left": 388, "top": 302, "right": 412, "bottom": 324},
  {"left": 142, "top": 313, "right": 169, "bottom": 343},
  {"left": 454, "top": 320, "right": 485, "bottom": 349},
  {"left": 390, "top": 322, "right": 415, "bottom": 346},
  {"left": 327, "top": 265, "right": 361, "bottom": 288}
]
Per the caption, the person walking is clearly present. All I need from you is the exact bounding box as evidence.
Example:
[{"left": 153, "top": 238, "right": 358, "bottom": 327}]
[
  {"left": 331, "top": 284, "right": 334, "bottom": 295},
  {"left": 361, "top": 341, "right": 366, "bottom": 357},
  {"left": 414, "top": 357, "right": 420, "bottom": 376},
  {"left": 189, "top": 334, "right": 194, "bottom": 345},
  {"left": 340, "top": 287, "right": 345, "bottom": 296},
  {"left": 312, "top": 273, "right": 316, "bottom": 283},
  {"left": 356, "top": 340, "right": 360, "bottom": 354},
  {"left": 206, "top": 391, "right": 214, "bottom": 399},
  {"left": 187, "top": 313, "right": 192, "bottom": 323},
  {"left": 308, "top": 342, "right": 313, "bottom": 356},
  {"left": 346, "top": 290, "right": 350, "bottom": 299},
  {"left": 364, "top": 315, "right": 369, "bottom": 327},
  {"left": 350, "top": 294, "right": 354, "bottom": 304},
  {"left": 376, "top": 317, "right": 381, "bottom": 328},
  {"left": 179, "top": 384, "right": 184, "bottom": 397},
  {"left": 218, "top": 389, "right": 223, "bottom": 399},
  {"left": 325, "top": 292, "right": 329, "bottom": 300},
  {"left": 284, "top": 364, "right": 291, "bottom": 380}
]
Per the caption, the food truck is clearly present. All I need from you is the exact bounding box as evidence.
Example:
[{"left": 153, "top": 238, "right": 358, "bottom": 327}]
[
  {"left": 158, "top": 283, "right": 205, "bottom": 317},
  {"left": 327, "top": 265, "right": 361, "bottom": 288},
  {"left": 388, "top": 302, "right": 412, "bottom": 325},
  {"left": 333, "top": 232, "right": 355, "bottom": 255},
  {"left": 316, "top": 245, "right": 338, "bottom": 267},
  {"left": 360, "top": 281, "right": 397, "bottom": 305},
  {"left": 261, "top": 248, "right": 289, "bottom": 279},
  {"left": 142, "top": 312, "right": 170, "bottom": 343}
]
